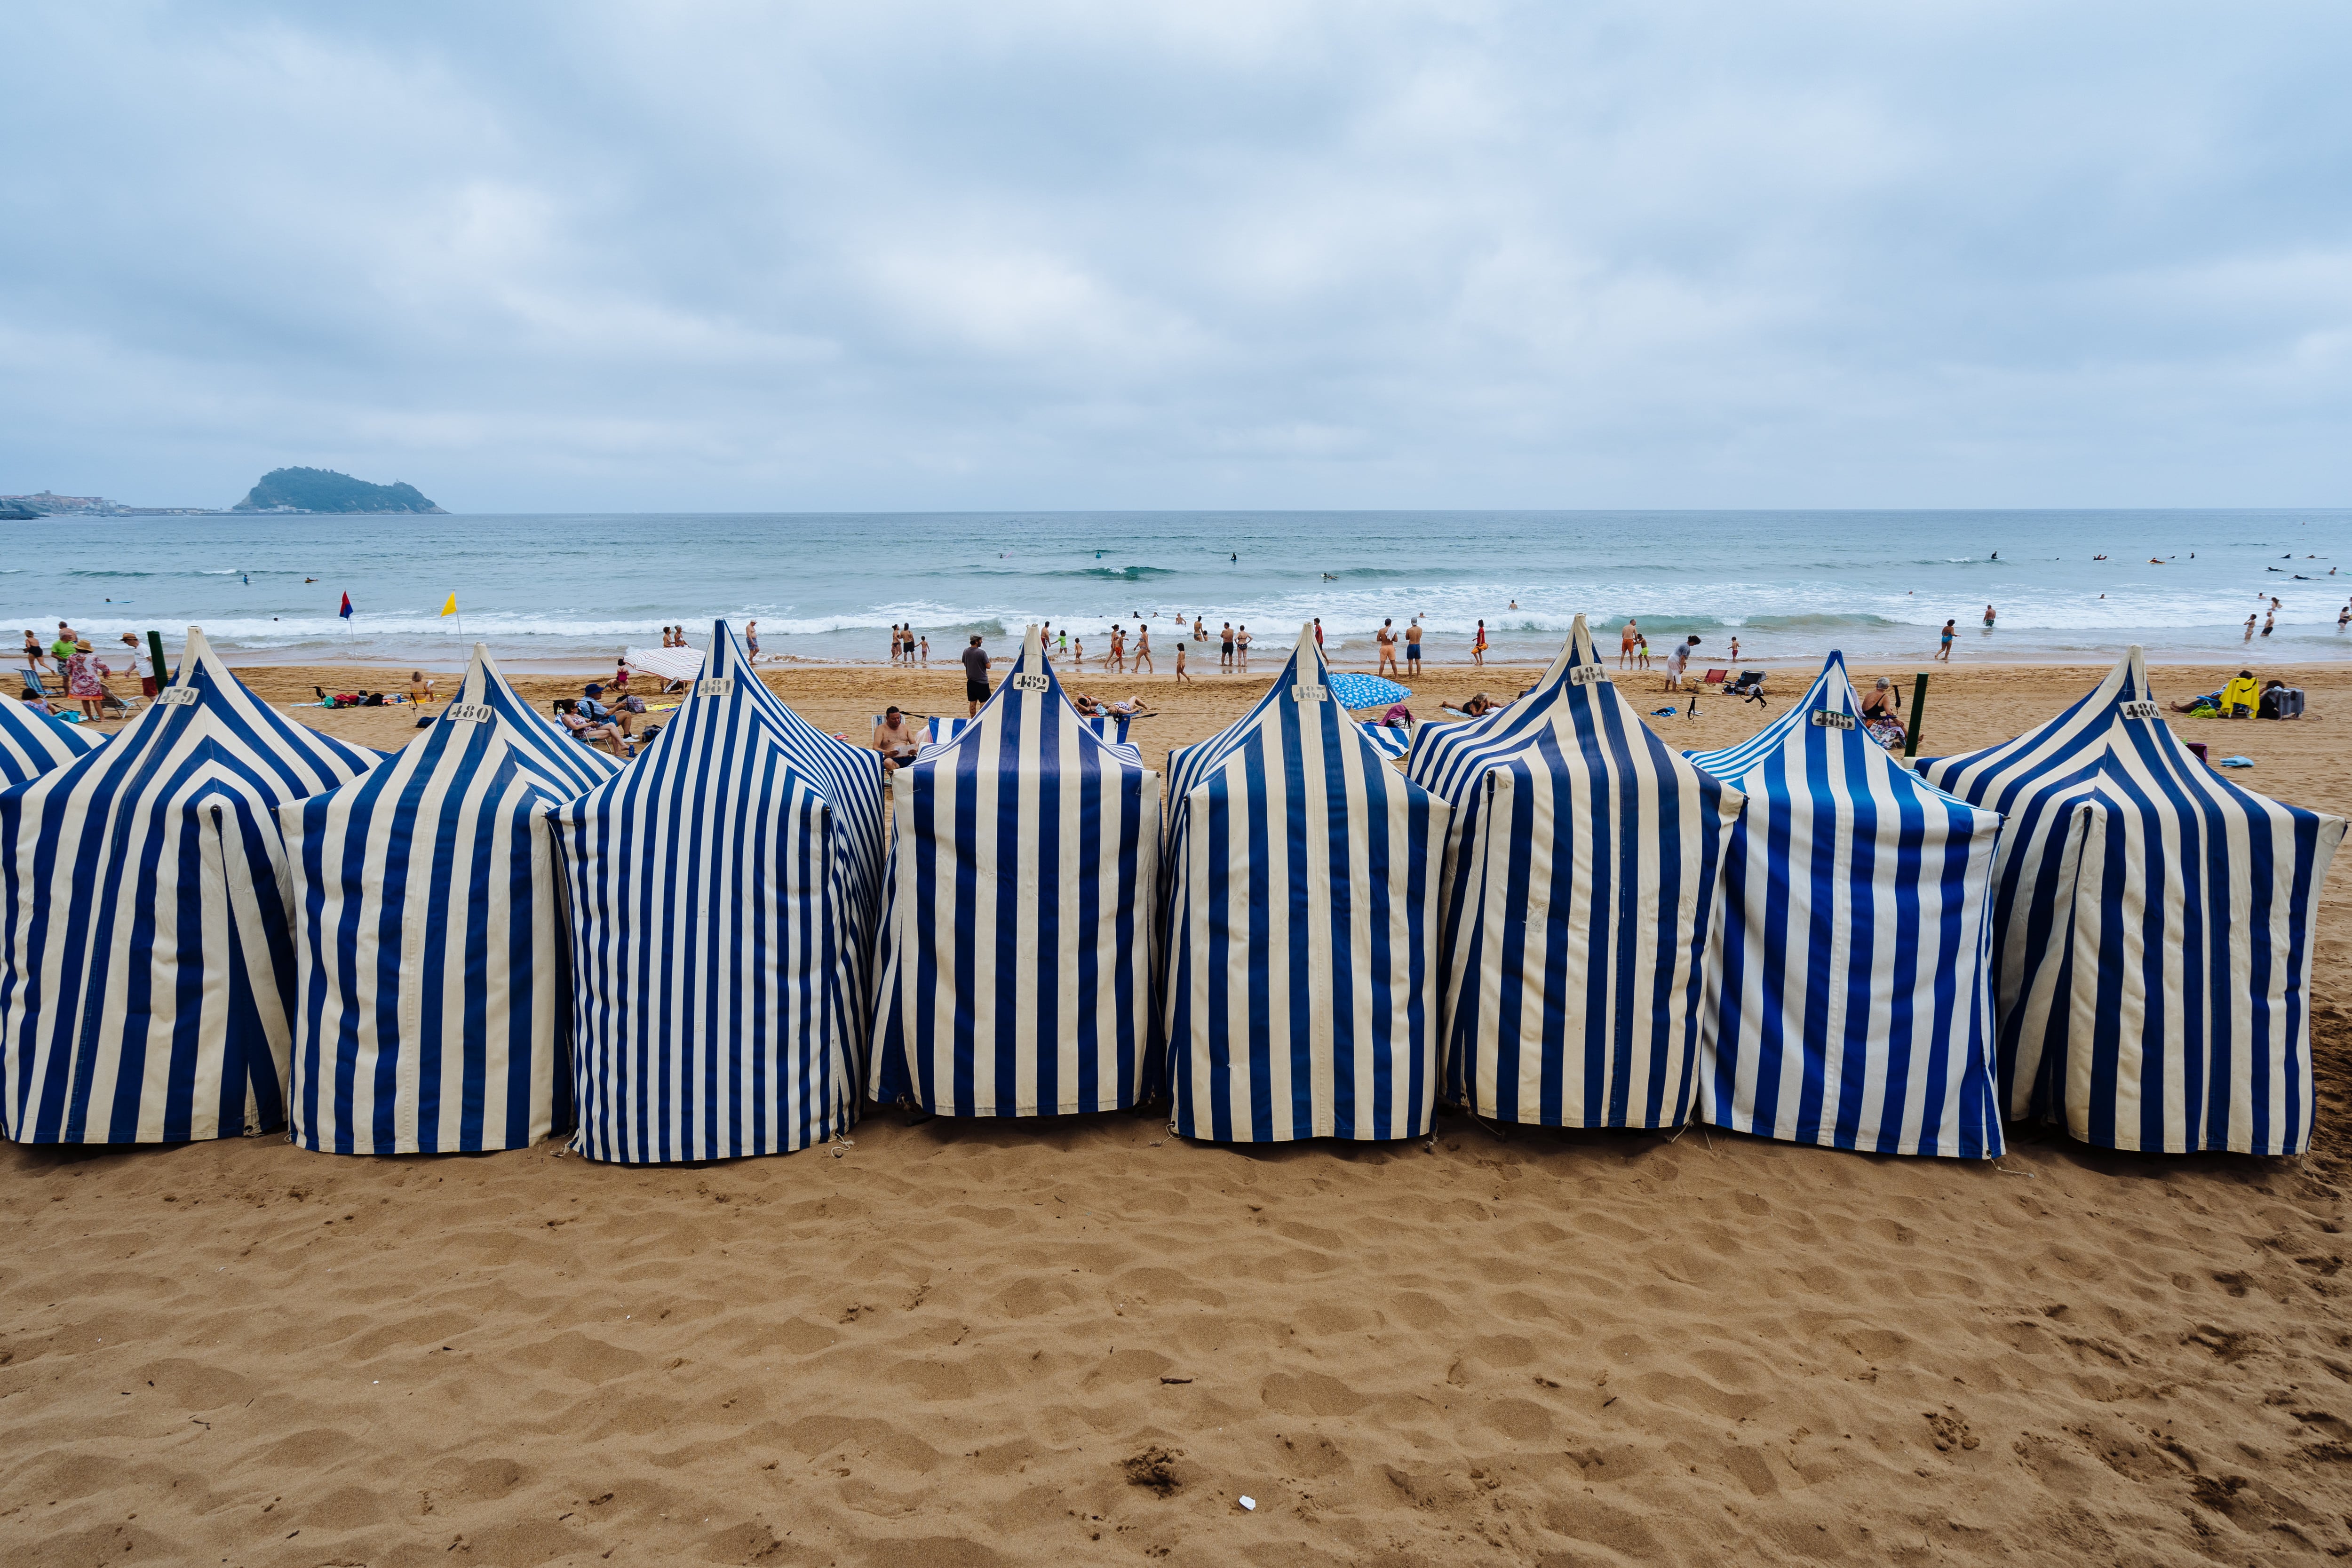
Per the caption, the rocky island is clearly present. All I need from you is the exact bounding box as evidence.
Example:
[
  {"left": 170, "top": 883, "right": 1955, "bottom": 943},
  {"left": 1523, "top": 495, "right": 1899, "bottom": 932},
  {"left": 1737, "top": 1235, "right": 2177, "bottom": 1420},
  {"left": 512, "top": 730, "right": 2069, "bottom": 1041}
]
[{"left": 232, "top": 467, "right": 446, "bottom": 514}]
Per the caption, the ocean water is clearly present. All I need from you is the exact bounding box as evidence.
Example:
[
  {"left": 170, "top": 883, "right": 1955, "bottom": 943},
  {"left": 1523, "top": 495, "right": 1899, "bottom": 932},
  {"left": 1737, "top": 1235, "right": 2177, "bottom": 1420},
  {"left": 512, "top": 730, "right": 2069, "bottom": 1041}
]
[{"left": 9, "top": 509, "right": 2349, "bottom": 670}]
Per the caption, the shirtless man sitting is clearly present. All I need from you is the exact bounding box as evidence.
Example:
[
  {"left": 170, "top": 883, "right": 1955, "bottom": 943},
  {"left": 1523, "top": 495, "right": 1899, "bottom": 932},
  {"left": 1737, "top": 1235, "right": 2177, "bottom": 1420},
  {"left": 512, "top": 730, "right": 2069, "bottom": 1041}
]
[{"left": 871, "top": 706, "right": 924, "bottom": 772}]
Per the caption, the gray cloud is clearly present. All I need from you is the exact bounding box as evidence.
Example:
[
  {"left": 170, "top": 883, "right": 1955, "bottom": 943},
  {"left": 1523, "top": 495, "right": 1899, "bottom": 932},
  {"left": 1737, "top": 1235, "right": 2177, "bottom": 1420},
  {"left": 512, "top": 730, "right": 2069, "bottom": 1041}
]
[{"left": 2, "top": 0, "right": 2347, "bottom": 510}]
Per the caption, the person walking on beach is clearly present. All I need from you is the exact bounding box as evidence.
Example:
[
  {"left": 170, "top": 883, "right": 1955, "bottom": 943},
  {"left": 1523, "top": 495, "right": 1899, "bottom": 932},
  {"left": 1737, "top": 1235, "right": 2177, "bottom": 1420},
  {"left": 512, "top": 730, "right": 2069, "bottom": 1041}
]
[
  {"left": 745, "top": 621, "right": 760, "bottom": 663},
  {"left": 1313, "top": 618, "right": 1325, "bottom": 651},
  {"left": 1376, "top": 618, "right": 1398, "bottom": 676},
  {"left": 1937, "top": 619, "right": 1955, "bottom": 661},
  {"left": 962, "top": 634, "right": 992, "bottom": 716},
  {"left": 1406, "top": 618, "right": 1422, "bottom": 673},
  {"left": 2245, "top": 614, "right": 2258, "bottom": 641},
  {"left": 1237, "top": 626, "right": 1252, "bottom": 669},
  {"left": 22, "top": 630, "right": 50, "bottom": 674},
  {"left": 1636, "top": 633, "right": 1651, "bottom": 670},
  {"left": 1134, "top": 623, "right": 1153, "bottom": 672},
  {"left": 1174, "top": 640, "right": 1190, "bottom": 683},
  {"left": 1620, "top": 619, "right": 1637, "bottom": 669},
  {"left": 1220, "top": 623, "right": 1235, "bottom": 670},
  {"left": 1109, "top": 626, "right": 1125, "bottom": 674},
  {"left": 1727, "top": 635, "right": 1740, "bottom": 662},
  {"left": 1472, "top": 620, "right": 1486, "bottom": 668},
  {"left": 919, "top": 634, "right": 929, "bottom": 665}
]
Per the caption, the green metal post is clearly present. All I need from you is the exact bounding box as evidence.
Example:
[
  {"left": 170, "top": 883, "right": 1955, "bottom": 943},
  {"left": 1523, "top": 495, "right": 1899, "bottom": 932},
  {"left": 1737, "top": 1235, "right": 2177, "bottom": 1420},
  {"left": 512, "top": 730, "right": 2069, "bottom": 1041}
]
[
  {"left": 1903, "top": 672, "right": 1929, "bottom": 757},
  {"left": 147, "top": 631, "right": 170, "bottom": 690}
]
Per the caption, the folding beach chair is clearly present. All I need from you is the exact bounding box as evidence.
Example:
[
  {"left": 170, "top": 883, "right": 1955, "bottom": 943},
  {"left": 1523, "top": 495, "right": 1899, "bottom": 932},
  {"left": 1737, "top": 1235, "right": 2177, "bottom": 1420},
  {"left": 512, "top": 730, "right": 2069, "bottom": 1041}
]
[{"left": 18, "top": 669, "right": 48, "bottom": 701}]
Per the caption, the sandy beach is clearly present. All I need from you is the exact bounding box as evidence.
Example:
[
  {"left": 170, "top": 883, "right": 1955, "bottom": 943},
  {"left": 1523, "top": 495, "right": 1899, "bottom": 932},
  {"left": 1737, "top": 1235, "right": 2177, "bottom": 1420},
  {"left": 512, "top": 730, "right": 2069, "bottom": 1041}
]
[{"left": 6, "top": 653, "right": 2351, "bottom": 1566}]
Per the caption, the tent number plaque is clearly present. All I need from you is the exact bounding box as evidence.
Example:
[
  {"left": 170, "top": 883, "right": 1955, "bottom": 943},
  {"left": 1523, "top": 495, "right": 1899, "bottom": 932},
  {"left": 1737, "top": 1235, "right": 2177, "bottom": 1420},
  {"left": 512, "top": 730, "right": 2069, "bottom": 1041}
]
[
  {"left": 158, "top": 687, "right": 199, "bottom": 708},
  {"left": 1292, "top": 683, "right": 1327, "bottom": 701},
  {"left": 1568, "top": 664, "right": 1605, "bottom": 685},
  {"left": 2120, "top": 699, "right": 2159, "bottom": 721},
  {"left": 1811, "top": 710, "right": 1857, "bottom": 730},
  {"left": 697, "top": 677, "right": 734, "bottom": 697},
  {"left": 445, "top": 703, "right": 494, "bottom": 725},
  {"left": 1012, "top": 672, "right": 1049, "bottom": 692}
]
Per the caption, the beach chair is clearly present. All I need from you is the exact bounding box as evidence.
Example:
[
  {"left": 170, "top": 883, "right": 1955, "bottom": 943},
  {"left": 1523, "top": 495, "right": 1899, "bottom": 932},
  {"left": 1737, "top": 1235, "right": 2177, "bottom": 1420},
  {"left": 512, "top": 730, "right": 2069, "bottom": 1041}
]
[
  {"left": 18, "top": 669, "right": 47, "bottom": 701},
  {"left": 1700, "top": 668, "right": 1729, "bottom": 693}
]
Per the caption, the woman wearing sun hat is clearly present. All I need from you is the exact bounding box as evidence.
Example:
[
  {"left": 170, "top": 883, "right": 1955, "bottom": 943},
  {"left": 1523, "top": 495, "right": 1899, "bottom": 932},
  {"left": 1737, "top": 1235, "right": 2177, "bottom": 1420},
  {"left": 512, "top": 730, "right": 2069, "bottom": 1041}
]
[{"left": 65, "top": 638, "right": 112, "bottom": 723}]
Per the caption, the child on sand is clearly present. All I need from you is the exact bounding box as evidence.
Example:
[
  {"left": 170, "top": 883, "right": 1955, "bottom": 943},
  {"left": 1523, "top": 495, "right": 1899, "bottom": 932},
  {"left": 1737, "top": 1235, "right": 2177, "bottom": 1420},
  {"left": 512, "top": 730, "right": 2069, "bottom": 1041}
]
[
  {"left": 408, "top": 670, "right": 434, "bottom": 704},
  {"left": 1175, "top": 642, "right": 1190, "bottom": 683}
]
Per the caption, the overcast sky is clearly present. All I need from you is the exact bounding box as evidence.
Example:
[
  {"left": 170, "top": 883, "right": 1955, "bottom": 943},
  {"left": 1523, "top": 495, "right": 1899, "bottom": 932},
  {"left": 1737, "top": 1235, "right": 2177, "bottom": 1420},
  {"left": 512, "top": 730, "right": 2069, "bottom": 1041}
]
[{"left": 2, "top": 1, "right": 2347, "bottom": 512}]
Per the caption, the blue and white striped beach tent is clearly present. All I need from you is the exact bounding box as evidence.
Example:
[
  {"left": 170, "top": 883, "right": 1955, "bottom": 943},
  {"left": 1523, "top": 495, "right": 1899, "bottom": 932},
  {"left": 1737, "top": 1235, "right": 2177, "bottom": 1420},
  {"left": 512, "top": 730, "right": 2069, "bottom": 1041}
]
[
  {"left": 0, "top": 688, "right": 100, "bottom": 785},
  {"left": 872, "top": 627, "right": 1160, "bottom": 1115},
  {"left": 1919, "top": 647, "right": 2344, "bottom": 1154},
  {"left": 1686, "top": 653, "right": 2004, "bottom": 1158},
  {"left": 1408, "top": 616, "right": 1743, "bottom": 1129},
  {"left": 0, "top": 628, "right": 377, "bottom": 1144},
  {"left": 280, "top": 645, "right": 617, "bottom": 1155},
  {"left": 1160, "top": 624, "right": 1449, "bottom": 1142},
  {"left": 549, "top": 621, "right": 884, "bottom": 1163}
]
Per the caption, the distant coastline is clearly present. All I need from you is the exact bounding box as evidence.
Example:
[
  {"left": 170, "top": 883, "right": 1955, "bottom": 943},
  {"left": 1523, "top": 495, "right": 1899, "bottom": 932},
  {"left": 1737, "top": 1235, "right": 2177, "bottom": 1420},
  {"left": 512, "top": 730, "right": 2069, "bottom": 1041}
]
[{"left": 2, "top": 464, "right": 446, "bottom": 518}]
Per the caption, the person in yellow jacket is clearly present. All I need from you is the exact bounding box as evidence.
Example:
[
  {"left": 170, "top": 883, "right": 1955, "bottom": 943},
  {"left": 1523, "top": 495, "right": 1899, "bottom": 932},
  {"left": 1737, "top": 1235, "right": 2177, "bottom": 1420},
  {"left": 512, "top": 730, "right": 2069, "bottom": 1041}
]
[{"left": 2219, "top": 670, "right": 2260, "bottom": 718}]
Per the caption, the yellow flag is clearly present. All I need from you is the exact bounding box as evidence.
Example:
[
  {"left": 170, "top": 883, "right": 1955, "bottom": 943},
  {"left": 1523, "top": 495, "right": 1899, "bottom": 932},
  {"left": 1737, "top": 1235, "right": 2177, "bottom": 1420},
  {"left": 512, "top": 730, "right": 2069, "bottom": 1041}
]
[{"left": 439, "top": 594, "right": 458, "bottom": 618}]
